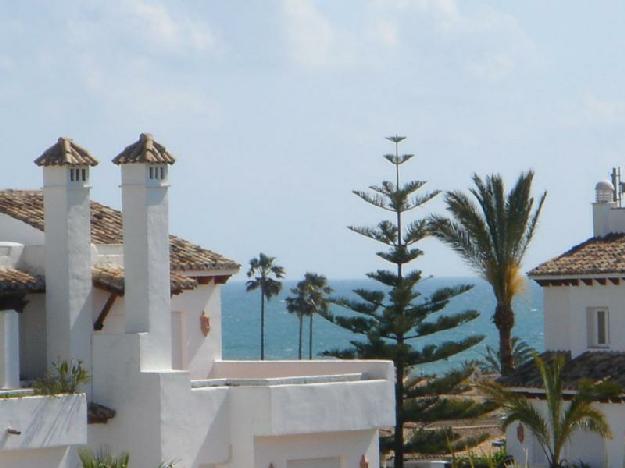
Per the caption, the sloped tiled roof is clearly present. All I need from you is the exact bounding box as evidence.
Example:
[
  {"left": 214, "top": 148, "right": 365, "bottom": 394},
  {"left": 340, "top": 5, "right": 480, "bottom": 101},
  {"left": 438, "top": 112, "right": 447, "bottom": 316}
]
[
  {"left": 0, "top": 190, "right": 238, "bottom": 272},
  {"left": 529, "top": 234, "right": 625, "bottom": 277},
  {"left": 34, "top": 137, "right": 99, "bottom": 167},
  {"left": 499, "top": 351, "right": 625, "bottom": 391},
  {"left": 112, "top": 133, "right": 175, "bottom": 165},
  {"left": 92, "top": 264, "right": 197, "bottom": 296},
  {"left": 0, "top": 268, "right": 44, "bottom": 295}
]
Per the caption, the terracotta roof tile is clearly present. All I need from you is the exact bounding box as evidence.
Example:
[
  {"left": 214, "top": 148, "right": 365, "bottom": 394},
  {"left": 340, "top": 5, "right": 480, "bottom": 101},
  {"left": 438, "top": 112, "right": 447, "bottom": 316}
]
[
  {"left": 529, "top": 234, "right": 625, "bottom": 277},
  {"left": 92, "top": 264, "right": 197, "bottom": 296},
  {"left": 34, "top": 138, "right": 99, "bottom": 167},
  {"left": 499, "top": 351, "right": 625, "bottom": 391},
  {"left": 0, "top": 190, "right": 238, "bottom": 272},
  {"left": 112, "top": 133, "right": 175, "bottom": 165},
  {"left": 0, "top": 268, "right": 44, "bottom": 295}
]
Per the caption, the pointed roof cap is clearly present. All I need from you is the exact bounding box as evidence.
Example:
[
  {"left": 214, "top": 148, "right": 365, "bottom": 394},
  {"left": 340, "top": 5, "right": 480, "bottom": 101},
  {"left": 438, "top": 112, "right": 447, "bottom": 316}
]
[
  {"left": 34, "top": 137, "right": 99, "bottom": 167},
  {"left": 112, "top": 133, "right": 176, "bottom": 165}
]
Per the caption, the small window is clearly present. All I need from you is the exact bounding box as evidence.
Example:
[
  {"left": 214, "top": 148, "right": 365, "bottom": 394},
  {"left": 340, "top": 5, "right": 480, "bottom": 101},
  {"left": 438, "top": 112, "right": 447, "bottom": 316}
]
[
  {"left": 82, "top": 168, "right": 87, "bottom": 181},
  {"left": 588, "top": 308, "right": 609, "bottom": 348},
  {"left": 148, "top": 165, "right": 166, "bottom": 181}
]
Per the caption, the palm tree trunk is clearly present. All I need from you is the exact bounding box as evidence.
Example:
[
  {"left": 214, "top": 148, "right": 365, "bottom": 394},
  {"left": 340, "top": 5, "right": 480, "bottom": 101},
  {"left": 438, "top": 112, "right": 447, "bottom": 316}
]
[
  {"left": 394, "top": 357, "right": 405, "bottom": 468},
  {"left": 494, "top": 302, "right": 514, "bottom": 375},
  {"left": 298, "top": 315, "right": 303, "bottom": 360},
  {"left": 260, "top": 292, "right": 265, "bottom": 360},
  {"left": 308, "top": 314, "right": 313, "bottom": 360}
]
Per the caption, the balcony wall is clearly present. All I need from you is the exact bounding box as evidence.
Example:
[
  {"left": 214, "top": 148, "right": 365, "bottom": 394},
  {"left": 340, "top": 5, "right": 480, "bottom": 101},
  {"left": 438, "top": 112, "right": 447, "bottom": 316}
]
[{"left": 0, "top": 394, "right": 86, "bottom": 451}]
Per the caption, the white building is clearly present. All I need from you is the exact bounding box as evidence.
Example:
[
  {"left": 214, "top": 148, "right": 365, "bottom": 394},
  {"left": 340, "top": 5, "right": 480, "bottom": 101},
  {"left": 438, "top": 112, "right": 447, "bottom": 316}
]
[
  {"left": 501, "top": 178, "right": 625, "bottom": 467},
  {"left": 0, "top": 135, "right": 394, "bottom": 468}
]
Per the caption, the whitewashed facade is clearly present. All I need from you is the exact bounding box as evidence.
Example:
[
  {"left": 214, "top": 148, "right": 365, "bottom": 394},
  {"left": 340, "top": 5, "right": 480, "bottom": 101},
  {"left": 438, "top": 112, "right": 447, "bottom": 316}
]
[
  {"left": 504, "top": 178, "right": 625, "bottom": 468},
  {"left": 0, "top": 135, "right": 394, "bottom": 468}
]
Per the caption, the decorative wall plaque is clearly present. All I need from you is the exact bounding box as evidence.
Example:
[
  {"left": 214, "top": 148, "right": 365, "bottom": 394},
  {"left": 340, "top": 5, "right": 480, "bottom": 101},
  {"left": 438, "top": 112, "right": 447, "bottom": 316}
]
[{"left": 200, "top": 311, "right": 210, "bottom": 337}]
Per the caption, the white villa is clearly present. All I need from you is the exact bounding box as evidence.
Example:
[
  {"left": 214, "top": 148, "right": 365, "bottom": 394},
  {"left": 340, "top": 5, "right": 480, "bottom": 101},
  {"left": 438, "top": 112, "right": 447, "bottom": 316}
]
[
  {"left": 0, "top": 134, "right": 394, "bottom": 468},
  {"left": 501, "top": 178, "right": 625, "bottom": 467}
]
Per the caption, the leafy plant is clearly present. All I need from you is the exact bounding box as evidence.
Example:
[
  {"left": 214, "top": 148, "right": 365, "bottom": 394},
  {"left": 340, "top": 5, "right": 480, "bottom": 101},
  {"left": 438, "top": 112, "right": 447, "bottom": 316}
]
[
  {"left": 429, "top": 172, "right": 546, "bottom": 375},
  {"left": 479, "top": 355, "right": 615, "bottom": 468},
  {"left": 479, "top": 337, "right": 535, "bottom": 374},
  {"left": 33, "top": 359, "right": 90, "bottom": 395},
  {"left": 78, "top": 448, "right": 129, "bottom": 468},
  {"left": 451, "top": 448, "right": 512, "bottom": 468}
]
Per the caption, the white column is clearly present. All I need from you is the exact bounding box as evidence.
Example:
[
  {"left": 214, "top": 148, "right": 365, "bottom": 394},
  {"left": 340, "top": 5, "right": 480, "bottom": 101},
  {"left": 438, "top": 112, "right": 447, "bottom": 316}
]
[
  {"left": 0, "top": 310, "right": 20, "bottom": 389},
  {"left": 43, "top": 166, "right": 93, "bottom": 373},
  {"left": 121, "top": 164, "right": 172, "bottom": 370}
]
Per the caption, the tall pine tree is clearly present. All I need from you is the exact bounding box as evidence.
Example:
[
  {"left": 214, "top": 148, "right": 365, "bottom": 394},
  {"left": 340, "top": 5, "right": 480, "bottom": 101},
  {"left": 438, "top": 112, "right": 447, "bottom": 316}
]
[{"left": 321, "top": 136, "right": 486, "bottom": 467}]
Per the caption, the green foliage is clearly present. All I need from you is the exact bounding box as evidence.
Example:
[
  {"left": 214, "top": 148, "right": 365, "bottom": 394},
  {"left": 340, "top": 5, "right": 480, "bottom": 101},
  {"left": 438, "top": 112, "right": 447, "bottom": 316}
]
[
  {"left": 429, "top": 172, "right": 546, "bottom": 376},
  {"left": 479, "top": 337, "right": 535, "bottom": 374},
  {"left": 451, "top": 448, "right": 511, "bottom": 468},
  {"left": 479, "top": 355, "right": 615, "bottom": 468},
  {"left": 246, "top": 252, "right": 285, "bottom": 360},
  {"left": 286, "top": 273, "right": 332, "bottom": 359},
  {"left": 402, "top": 363, "right": 496, "bottom": 454},
  {"left": 78, "top": 449, "right": 129, "bottom": 468},
  {"left": 33, "top": 359, "right": 90, "bottom": 395},
  {"left": 322, "top": 136, "right": 485, "bottom": 466}
]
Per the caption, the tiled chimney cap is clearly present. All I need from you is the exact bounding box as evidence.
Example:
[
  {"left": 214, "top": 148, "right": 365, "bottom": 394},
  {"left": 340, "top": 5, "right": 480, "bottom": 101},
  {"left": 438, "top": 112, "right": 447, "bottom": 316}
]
[
  {"left": 34, "top": 137, "right": 99, "bottom": 167},
  {"left": 112, "top": 133, "right": 176, "bottom": 165}
]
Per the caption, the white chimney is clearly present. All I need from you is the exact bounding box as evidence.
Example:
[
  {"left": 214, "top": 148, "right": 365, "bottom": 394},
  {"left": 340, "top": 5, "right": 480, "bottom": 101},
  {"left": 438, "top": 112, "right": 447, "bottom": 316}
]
[
  {"left": 590, "top": 179, "right": 625, "bottom": 237},
  {"left": 113, "top": 133, "right": 176, "bottom": 371},
  {"left": 34, "top": 137, "right": 98, "bottom": 372}
]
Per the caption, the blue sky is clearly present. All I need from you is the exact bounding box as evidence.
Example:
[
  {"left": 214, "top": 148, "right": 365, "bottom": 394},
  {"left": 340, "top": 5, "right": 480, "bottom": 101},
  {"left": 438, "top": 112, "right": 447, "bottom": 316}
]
[{"left": 1, "top": 0, "right": 624, "bottom": 280}]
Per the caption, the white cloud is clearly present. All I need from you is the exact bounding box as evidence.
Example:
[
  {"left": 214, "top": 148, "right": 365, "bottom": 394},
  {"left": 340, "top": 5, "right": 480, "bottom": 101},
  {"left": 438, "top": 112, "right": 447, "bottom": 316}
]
[
  {"left": 65, "top": 0, "right": 219, "bottom": 58},
  {"left": 128, "top": 0, "right": 217, "bottom": 54},
  {"left": 281, "top": 0, "right": 335, "bottom": 68},
  {"left": 368, "top": 0, "right": 536, "bottom": 81}
]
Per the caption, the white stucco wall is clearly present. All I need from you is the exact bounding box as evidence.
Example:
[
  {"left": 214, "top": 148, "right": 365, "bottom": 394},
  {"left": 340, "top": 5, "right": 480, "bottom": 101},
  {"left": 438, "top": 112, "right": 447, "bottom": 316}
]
[
  {"left": 19, "top": 294, "right": 46, "bottom": 381},
  {"left": 43, "top": 167, "right": 94, "bottom": 379},
  {"left": 0, "top": 394, "right": 86, "bottom": 450},
  {"left": 172, "top": 283, "right": 222, "bottom": 377},
  {"left": 543, "top": 283, "right": 625, "bottom": 356},
  {"left": 120, "top": 164, "right": 172, "bottom": 371},
  {"left": 254, "top": 430, "right": 378, "bottom": 468},
  {"left": 0, "top": 213, "right": 44, "bottom": 247},
  {"left": 0, "top": 447, "right": 74, "bottom": 468}
]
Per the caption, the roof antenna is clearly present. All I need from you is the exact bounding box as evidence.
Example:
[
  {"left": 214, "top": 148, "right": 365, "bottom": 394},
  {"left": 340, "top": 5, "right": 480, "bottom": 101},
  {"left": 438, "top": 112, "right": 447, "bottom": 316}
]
[{"left": 611, "top": 167, "right": 624, "bottom": 207}]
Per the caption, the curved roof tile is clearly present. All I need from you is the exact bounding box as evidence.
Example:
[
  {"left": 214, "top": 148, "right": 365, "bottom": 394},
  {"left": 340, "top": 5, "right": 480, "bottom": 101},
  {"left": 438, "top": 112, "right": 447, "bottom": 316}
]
[
  {"left": 112, "top": 133, "right": 175, "bottom": 165},
  {"left": 34, "top": 137, "right": 99, "bottom": 167}
]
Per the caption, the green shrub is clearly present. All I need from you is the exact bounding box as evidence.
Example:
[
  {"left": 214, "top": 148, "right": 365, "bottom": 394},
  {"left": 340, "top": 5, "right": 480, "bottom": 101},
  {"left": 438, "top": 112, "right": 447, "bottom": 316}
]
[
  {"left": 78, "top": 449, "right": 129, "bottom": 468},
  {"left": 33, "top": 360, "right": 90, "bottom": 395}
]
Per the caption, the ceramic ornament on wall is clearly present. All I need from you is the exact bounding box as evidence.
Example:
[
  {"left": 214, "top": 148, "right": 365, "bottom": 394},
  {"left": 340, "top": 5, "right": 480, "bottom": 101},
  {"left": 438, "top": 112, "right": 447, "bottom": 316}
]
[{"left": 200, "top": 310, "right": 210, "bottom": 337}]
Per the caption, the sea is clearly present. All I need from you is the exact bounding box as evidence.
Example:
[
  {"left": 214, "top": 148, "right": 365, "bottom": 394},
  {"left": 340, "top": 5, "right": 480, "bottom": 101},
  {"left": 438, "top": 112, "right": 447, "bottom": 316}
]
[{"left": 222, "top": 277, "right": 544, "bottom": 374}]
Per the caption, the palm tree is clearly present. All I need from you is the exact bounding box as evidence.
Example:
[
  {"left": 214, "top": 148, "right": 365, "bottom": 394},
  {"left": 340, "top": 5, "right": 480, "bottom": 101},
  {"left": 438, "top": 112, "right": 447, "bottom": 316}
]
[
  {"left": 246, "top": 253, "right": 285, "bottom": 360},
  {"left": 286, "top": 273, "right": 332, "bottom": 360},
  {"left": 479, "top": 336, "right": 535, "bottom": 374},
  {"left": 429, "top": 171, "right": 546, "bottom": 375},
  {"left": 479, "top": 355, "right": 615, "bottom": 468}
]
